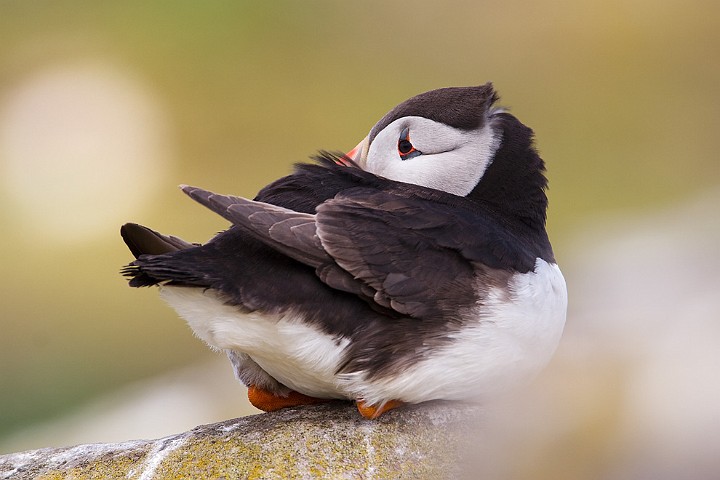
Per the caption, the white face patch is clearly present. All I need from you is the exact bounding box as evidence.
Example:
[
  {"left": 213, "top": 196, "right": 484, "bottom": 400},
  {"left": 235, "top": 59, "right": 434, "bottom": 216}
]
[{"left": 362, "top": 116, "right": 500, "bottom": 196}]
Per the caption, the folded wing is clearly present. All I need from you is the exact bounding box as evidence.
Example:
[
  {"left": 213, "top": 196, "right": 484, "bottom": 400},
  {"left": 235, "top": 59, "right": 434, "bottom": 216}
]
[{"left": 181, "top": 185, "right": 532, "bottom": 319}]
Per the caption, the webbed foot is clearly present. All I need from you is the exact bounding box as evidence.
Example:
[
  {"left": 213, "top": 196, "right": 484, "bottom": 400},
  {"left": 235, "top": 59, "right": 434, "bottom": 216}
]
[
  {"left": 247, "top": 385, "right": 332, "bottom": 412},
  {"left": 356, "top": 399, "right": 405, "bottom": 419}
]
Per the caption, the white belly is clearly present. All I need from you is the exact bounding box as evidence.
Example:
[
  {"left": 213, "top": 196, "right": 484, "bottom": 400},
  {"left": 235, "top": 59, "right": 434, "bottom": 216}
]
[
  {"left": 159, "top": 286, "right": 350, "bottom": 398},
  {"left": 158, "top": 258, "right": 567, "bottom": 404}
]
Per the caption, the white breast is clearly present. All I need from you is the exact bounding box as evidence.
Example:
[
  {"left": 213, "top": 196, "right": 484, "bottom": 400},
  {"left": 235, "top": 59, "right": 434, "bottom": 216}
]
[{"left": 338, "top": 259, "right": 568, "bottom": 405}]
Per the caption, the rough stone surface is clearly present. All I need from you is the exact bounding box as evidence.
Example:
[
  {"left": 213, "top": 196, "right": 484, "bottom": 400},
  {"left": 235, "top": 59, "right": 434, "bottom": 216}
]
[{"left": 0, "top": 401, "right": 481, "bottom": 479}]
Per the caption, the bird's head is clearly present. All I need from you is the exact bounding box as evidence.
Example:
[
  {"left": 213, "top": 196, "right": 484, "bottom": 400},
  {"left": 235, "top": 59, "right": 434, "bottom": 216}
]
[{"left": 344, "top": 83, "right": 549, "bottom": 229}]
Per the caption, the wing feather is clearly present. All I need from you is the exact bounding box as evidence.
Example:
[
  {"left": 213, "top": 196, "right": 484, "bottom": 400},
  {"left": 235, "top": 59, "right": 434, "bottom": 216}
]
[{"left": 178, "top": 184, "right": 529, "bottom": 319}]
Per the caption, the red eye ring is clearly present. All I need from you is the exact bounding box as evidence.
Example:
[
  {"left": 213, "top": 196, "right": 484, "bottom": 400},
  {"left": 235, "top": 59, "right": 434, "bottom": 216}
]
[{"left": 398, "top": 127, "right": 421, "bottom": 160}]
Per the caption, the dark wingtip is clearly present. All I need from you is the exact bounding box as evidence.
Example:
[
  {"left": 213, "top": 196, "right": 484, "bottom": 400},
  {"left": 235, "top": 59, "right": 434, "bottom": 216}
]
[
  {"left": 180, "top": 184, "right": 216, "bottom": 207},
  {"left": 180, "top": 184, "right": 203, "bottom": 201},
  {"left": 180, "top": 184, "right": 204, "bottom": 195},
  {"left": 179, "top": 185, "right": 258, "bottom": 224}
]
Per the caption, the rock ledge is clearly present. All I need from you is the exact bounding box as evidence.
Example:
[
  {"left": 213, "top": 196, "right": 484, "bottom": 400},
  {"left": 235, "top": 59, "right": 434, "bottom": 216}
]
[{"left": 0, "top": 402, "right": 480, "bottom": 479}]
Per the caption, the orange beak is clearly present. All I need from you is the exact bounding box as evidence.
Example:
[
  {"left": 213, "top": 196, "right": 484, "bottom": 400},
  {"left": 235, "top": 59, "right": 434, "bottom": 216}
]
[{"left": 336, "top": 136, "right": 369, "bottom": 167}]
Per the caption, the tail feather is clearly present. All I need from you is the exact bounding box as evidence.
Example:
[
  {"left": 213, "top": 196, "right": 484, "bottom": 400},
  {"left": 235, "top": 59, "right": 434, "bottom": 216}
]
[
  {"left": 120, "top": 223, "right": 207, "bottom": 288},
  {"left": 121, "top": 255, "right": 213, "bottom": 287},
  {"left": 120, "top": 223, "right": 197, "bottom": 258}
]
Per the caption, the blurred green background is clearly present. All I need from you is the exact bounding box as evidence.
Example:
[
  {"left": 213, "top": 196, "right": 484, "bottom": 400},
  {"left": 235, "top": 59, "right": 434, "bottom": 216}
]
[{"left": 1, "top": 0, "right": 718, "bottom": 473}]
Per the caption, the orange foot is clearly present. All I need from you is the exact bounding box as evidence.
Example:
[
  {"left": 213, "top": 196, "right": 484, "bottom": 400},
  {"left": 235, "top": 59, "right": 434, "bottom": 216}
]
[
  {"left": 247, "top": 385, "right": 332, "bottom": 412},
  {"left": 356, "top": 399, "right": 405, "bottom": 419}
]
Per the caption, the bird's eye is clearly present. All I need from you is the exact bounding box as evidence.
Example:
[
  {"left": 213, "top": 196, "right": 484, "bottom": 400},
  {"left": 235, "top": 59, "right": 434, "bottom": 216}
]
[{"left": 398, "top": 127, "right": 422, "bottom": 160}]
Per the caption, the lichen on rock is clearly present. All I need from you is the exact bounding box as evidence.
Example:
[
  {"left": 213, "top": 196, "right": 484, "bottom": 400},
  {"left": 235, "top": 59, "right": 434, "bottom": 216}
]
[{"left": 0, "top": 401, "right": 482, "bottom": 479}]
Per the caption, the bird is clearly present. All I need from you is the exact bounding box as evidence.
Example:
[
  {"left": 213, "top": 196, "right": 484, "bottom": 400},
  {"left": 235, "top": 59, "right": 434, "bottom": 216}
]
[{"left": 120, "top": 83, "right": 568, "bottom": 419}]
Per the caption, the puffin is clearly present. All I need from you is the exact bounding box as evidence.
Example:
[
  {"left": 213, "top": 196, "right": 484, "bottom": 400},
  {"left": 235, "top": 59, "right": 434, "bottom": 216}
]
[{"left": 120, "top": 83, "right": 568, "bottom": 419}]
